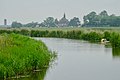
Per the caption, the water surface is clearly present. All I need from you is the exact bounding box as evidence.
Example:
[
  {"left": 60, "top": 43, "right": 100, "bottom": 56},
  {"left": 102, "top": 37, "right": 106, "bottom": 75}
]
[
  {"left": 40, "top": 38, "right": 120, "bottom": 80},
  {"left": 16, "top": 38, "right": 120, "bottom": 80}
]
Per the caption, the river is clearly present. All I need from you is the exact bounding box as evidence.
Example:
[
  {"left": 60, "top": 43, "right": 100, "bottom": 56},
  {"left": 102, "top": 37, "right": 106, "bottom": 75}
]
[{"left": 18, "top": 38, "right": 120, "bottom": 80}]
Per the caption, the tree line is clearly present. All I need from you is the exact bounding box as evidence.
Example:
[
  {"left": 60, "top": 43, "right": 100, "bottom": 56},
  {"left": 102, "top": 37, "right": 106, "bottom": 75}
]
[
  {"left": 11, "top": 17, "right": 81, "bottom": 28},
  {"left": 11, "top": 10, "right": 120, "bottom": 28},
  {"left": 83, "top": 10, "right": 120, "bottom": 27}
]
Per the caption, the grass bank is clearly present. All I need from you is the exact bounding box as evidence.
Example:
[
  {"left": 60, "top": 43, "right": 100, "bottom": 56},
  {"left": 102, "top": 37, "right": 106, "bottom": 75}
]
[
  {"left": 0, "top": 27, "right": 120, "bottom": 48},
  {"left": 0, "top": 33, "right": 55, "bottom": 79},
  {"left": 30, "top": 29, "right": 120, "bottom": 48}
]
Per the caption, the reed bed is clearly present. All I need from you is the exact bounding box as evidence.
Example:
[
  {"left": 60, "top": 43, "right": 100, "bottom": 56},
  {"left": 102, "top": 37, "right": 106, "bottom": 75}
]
[
  {"left": 0, "top": 33, "right": 55, "bottom": 79},
  {"left": 0, "top": 27, "right": 120, "bottom": 48}
]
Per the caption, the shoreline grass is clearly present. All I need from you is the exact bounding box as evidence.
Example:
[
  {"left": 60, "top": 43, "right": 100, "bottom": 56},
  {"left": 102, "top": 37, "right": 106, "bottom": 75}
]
[
  {"left": 0, "top": 27, "right": 120, "bottom": 48},
  {"left": 0, "top": 33, "right": 55, "bottom": 79}
]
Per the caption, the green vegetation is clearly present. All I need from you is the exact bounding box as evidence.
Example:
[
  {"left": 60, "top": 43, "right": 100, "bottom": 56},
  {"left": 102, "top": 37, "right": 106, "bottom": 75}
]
[
  {"left": 10, "top": 10, "right": 120, "bottom": 28},
  {"left": 0, "top": 27, "right": 120, "bottom": 48},
  {"left": 0, "top": 27, "right": 120, "bottom": 79},
  {"left": 0, "top": 33, "right": 54, "bottom": 79},
  {"left": 11, "top": 21, "right": 23, "bottom": 28},
  {"left": 83, "top": 10, "right": 120, "bottom": 27},
  {"left": 11, "top": 14, "right": 81, "bottom": 28},
  {"left": 69, "top": 17, "right": 81, "bottom": 27},
  {"left": 112, "top": 48, "right": 120, "bottom": 58}
]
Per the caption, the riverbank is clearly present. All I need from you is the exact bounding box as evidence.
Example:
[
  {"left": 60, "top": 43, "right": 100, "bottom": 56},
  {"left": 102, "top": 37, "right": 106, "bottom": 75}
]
[
  {"left": 0, "top": 27, "right": 120, "bottom": 48},
  {"left": 0, "top": 33, "right": 55, "bottom": 79}
]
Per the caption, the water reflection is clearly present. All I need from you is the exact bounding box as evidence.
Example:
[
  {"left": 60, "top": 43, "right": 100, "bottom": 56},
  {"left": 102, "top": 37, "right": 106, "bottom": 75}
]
[
  {"left": 8, "top": 68, "right": 47, "bottom": 80},
  {"left": 42, "top": 38, "right": 120, "bottom": 80},
  {"left": 112, "top": 48, "right": 120, "bottom": 58}
]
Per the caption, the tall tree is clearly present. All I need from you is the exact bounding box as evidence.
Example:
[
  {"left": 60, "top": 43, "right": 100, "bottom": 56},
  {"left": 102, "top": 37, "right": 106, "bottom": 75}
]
[
  {"left": 43, "top": 17, "right": 56, "bottom": 27},
  {"left": 99, "top": 10, "right": 109, "bottom": 17},
  {"left": 11, "top": 21, "right": 22, "bottom": 28},
  {"left": 82, "top": 10, "right": 120, "bottom": 27},
  {"left": 69, "top": 17, "right": 81, "bottom": 27},
  {"left": 83, "top": 11, "right": 97, "bottom": 26}
]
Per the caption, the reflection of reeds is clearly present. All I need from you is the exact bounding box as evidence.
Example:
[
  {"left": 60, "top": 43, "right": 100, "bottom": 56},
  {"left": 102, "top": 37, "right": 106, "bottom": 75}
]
[
  {"left": 112, "top": 48, "right": 120, "bottom": 58},
  {"left": 104, "top": 43, "right": 111, "bottom": 48},
  {"left": 0, "top": 33, "right": 55, "bottom": 79}
]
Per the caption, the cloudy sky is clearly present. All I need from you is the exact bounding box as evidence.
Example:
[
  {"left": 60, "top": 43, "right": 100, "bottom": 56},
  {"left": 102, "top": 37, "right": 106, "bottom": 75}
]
[{"left": 0, "top": 0, "right": 119, "bottom": 25}]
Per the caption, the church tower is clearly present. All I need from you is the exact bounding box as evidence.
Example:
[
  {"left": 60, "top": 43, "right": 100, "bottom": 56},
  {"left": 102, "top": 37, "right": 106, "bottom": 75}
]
[
  {"left": 58, "top": 13, "right": 69, "bottom": 27},
  {"left": 4, "top": 19, "right": 7, "bottom": 25},
  {"left": 63, "top": 13, "right": 66, "bottom": 18}
]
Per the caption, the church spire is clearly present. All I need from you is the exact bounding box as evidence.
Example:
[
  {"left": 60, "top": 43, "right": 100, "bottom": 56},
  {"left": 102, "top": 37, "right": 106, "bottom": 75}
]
[{"left": 63, "top": 13, "right": 66, "bottom": 18}]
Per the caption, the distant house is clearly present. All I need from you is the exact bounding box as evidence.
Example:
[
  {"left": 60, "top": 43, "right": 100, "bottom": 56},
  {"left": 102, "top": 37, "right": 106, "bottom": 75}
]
[{"left": 57, "top": 13, "right": 69, "bottom": 27}]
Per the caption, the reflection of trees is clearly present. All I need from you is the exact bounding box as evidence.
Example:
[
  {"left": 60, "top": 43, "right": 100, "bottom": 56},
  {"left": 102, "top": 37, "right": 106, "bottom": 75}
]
[{"left": 112, "top": 48, "right": 120, "bottom": 57}]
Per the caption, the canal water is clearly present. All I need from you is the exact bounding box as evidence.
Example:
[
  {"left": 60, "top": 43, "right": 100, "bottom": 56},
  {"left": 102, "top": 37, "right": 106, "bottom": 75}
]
[{"left": 19, "top": 38, "right": 120, "bottom": 80}]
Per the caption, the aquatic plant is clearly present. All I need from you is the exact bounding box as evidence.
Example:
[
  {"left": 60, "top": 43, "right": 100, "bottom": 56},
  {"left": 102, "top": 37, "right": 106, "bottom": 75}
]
[
  {"left": 1, "top": 28, "right": 120, "bottom": 48},
  {"left": 0, "top": 33, "right": 54, "bottom": 79},
  {"left": 110, "top": 32, "right": 120, "bottom": 48}
]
